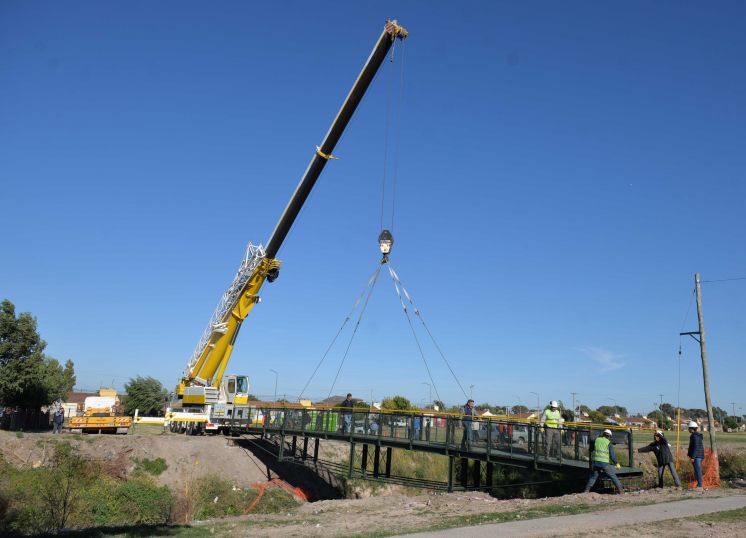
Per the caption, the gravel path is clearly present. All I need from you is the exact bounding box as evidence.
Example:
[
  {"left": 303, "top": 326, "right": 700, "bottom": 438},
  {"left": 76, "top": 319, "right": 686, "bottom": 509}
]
[{"left": 398, "top": 494, "right": 746, "bottom": 537}]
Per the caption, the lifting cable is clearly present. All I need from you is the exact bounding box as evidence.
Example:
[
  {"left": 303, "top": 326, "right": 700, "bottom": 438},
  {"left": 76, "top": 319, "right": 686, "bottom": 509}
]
[
  {"left": 326, "top": 265, "right": 382, "bottom": 398},
  {"left": 297, "top": 267, "right": 381, "bottom": 401},
  {"left": 386, "top": 264, "right": 469, "bottom": 401},
  {"left": 380, "top": 38, "right": 406, "bottom": 233}
]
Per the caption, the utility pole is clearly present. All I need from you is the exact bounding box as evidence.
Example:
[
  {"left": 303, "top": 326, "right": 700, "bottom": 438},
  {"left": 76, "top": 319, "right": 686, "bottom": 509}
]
[
  {"left": 731, "top": 402, "right": 736, "bottom": 417},
  {"left": 681, "top": 273, "right": 716, "bottom": 453},
  {"left": 659, "top": 394, "right": 664, "bottom": 412},
  {"left": 469, "top": 385, "right": 474, "bottom": 400}
]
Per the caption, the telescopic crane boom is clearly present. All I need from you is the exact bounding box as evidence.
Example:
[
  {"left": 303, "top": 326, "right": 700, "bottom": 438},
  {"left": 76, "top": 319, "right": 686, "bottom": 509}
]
[{"left": 175, "top": 21, "right": 408, "bottom": 408}]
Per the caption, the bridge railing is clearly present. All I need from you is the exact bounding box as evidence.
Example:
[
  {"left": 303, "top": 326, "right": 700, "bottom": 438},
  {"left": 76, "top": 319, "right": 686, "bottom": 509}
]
[{"left": 242, "top": 406, "right": 634, "bottom": 468}]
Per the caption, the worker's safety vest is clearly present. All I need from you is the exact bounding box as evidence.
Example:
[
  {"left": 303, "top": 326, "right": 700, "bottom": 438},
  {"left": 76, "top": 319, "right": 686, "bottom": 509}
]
[
  {"left": 543, "top": 409, "right": 561, "bottom": 428},
  {"left": 594, "top": 436, "right": 611, "bottom": 463}
]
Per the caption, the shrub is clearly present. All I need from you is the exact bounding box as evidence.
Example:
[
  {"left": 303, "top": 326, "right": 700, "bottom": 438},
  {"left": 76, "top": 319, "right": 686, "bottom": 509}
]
[
  {"left": 193, "top": 476, "right": 253, "bottom": 520},
  {"left": 719, "top": 449, "right": 746, "bottom": 480},
  {"left": 133, "top": 456, "right": 168, "bottom": 476},
  {"left": 113, "top": 478, "right": 172, "bottom": 525}
]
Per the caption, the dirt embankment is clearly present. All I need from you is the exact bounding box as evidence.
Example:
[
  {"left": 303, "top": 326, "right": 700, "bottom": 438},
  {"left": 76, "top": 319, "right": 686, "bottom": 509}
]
[{"left": 0, "top": 430, "right": 343, "bottom": 500}]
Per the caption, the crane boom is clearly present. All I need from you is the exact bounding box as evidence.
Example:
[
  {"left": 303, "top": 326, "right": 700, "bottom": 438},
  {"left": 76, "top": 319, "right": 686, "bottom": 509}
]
[{"left": 177, "top": 21, "right": 408, "bottom": 401}]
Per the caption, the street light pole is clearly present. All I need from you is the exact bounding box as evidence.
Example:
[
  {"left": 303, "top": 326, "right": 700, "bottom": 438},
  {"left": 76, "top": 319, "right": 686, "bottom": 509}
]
[
  {"left": 269, "top": 369, "right": 278, "bottom": 402},
  {"left": 469, "top": 385, "right": 475, "bottom": 400},
  {"left": 571, "top": 392, "right": 578, "bottom": 421},
  {"left": 530, "top": 392, "right": 540, "bottom": 416},
  {"left": 422, "top": 382, "right": 432, "bottom": 407},
  {"left": 659, "top": 394, "right": 664, "bottom": 412}
]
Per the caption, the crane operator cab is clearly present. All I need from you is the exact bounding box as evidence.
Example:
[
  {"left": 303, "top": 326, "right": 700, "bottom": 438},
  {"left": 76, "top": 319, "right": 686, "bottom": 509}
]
[{"left": 220, "top": 374, "right": 250, "bottom": 405}]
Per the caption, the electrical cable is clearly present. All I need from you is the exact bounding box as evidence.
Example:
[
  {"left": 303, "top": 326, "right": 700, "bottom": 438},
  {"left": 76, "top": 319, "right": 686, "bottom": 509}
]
[
  {"left": 700, "top": 277, "right": 746, "bottom": 283},
  {"left": 297, "top": 267, "right": 381, "bottom": 401}
]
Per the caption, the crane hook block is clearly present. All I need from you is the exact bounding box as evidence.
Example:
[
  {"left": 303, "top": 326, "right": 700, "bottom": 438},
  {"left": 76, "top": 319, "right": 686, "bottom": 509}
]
[{"left": 379, "top": 229, "right": 394, "bottom": 261}]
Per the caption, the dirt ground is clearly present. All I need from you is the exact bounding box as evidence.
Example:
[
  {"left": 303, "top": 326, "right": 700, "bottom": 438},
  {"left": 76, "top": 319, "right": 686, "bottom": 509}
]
[{"left": 2, "top": 429, "right": 745, "bottom": 537}]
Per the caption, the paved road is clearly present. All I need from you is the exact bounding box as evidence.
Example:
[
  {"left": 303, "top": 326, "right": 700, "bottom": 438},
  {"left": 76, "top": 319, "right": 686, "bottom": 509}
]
[{"left": 397, "top": 495, "right": 746, "bottom": 538}]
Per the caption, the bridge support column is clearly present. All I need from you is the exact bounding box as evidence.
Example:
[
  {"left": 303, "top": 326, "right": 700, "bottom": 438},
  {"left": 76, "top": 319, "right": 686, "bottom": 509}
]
[
  {"left": 361, "top": 444, "right": 369, "bottom": 476},
  {"left": 313, "top": 438, "right": 319, "bottom": 463},
  {"left": 385, "top": 447, "right": 392, "bottom": 477},
  {"left": 348, "top": 441, "right": 356, "bottom": 479},
  {"left": 373, "top": 445, "right": 381, "bottom": 478},
  {"left": 278, "top": 434, "right": 285, "bottom": 462},
  {"left": 460, "top": 458, "right": 468, "bottom": 488},
  {"left": 302, "top": 437, "right": 309, "bottom": 461},
  {"left": 472, "top": 460, "right": 481, "bottom": 489},
  {"left": 447, "top": 456, "right": 454, "bottom": 492},
  {"left": 486, "top": 462, "right": 493, "bottom": 489},
  {"left": 291, "top": 435, "right": 297, "bottom": 458}
]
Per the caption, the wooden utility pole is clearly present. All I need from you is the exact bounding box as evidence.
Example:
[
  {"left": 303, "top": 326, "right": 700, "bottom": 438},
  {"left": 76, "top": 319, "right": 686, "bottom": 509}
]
[{"left": 695, "top": 272, "right": 717, "bottom": 453}]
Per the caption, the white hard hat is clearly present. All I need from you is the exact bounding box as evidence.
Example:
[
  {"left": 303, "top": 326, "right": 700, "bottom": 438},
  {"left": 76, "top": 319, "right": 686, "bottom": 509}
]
[
  {"left": 550, "top": 400, "right": 559, "bottom": 408},
  {"left": 688, "top": 421, "right": 698, "bottom": 429},
  {"left": 603, "top": 429, "right": 613, "bottom": 436},
  {"left": 655, "top": 430, "right": 663, "bottom": 437}
]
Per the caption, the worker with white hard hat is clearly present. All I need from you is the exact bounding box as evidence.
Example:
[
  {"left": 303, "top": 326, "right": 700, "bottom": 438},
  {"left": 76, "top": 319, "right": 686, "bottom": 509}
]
[
  {"left": 540, "top": 400, "right": 564, "bottom": 459},
  {"left": 638, "top": 430, "right": 681, "bottom": 488},
  {"left": 584, "top": 428, "right": 624, "bottom": 494},
  {"left": 687, "top": 420, "right": 705, "bottom": 491}
]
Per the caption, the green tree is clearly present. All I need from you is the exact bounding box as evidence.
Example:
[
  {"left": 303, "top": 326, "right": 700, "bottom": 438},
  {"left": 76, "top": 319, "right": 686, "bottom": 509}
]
[
  {"left": 511, "top": 405, "right": 529, "bottom": 414},
  {"left": 0, "top": 300, "right": 72, "bottom": 408},
  {"left": 588, "top": 410, "right": 607, "bottom": 423},
  {"left": 596, "top": 405, "right": 627, "bottom": 417},
  {"left": 723, "top": 416, "right": 738, "bottom": 431},
  {"left": 381, "top": 395, "right": 413, "bottom": 411},
  {"left": 647, "top": 410, "right": 672, "bottom": 430},
  {"left": 62, "top": 359, "right": 76, "bottom": 396},
  {"left": 432, "top": 399, "right": 446, "bottom": 411},
  {"left": 123, "top": 376, "right": 168, "bottom": 416}
]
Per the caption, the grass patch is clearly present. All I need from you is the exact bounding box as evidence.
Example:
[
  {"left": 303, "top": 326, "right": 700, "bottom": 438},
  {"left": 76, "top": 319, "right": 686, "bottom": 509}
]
[
  {"left": 14, "top": 432, "right": 23, "bottom": 438},
  {"left": 698, "top": 506, "right": 746, "bottom": 523},
  {"left": 133, "top": 457, "right": 168, "bottom": 476}
]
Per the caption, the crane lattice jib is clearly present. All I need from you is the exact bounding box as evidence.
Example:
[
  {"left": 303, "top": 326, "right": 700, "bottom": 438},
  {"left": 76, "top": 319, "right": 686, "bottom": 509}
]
[
  {"left": 183, "top": 243, "right": 272, "bottom": 383},
  {"left": 180, "top": 20, "right": 408, "bottom": 390}
]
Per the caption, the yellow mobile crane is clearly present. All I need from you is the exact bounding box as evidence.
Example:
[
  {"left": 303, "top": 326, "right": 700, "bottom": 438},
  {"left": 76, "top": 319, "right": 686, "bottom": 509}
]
[{"left": 167, "top": 20, "right": 408, "bottom": 434}]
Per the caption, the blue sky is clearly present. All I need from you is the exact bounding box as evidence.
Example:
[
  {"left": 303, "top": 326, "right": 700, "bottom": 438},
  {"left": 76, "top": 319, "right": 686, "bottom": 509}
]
[{"left": 1, "top": 2, "right": 744, "bottom": 416}]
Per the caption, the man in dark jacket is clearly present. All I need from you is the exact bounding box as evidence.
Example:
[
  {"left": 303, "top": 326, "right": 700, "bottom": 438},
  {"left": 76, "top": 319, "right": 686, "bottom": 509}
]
[
  {"left": 687, "top": 421, "right": 705, "bottom": 490},
  {"left": 339, "top": 393, "right": 354, "bottom": 434},
  {"left": 461, "top": 399, "right": 475, "bottom": 449},
  {"left": 638, "top": 430, "right": 681, "bottom": 488}
]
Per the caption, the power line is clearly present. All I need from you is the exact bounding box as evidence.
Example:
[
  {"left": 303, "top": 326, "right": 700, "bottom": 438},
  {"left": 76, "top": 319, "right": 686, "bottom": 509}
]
[{"left": 700, "top": 277, "right": 746, "bottom": 283}]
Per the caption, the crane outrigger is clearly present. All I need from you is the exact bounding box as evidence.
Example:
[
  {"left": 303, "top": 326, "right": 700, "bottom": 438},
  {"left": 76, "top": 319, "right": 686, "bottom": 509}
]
[{"left": 167, "top": 20, "right": 408, "bottom": 433}]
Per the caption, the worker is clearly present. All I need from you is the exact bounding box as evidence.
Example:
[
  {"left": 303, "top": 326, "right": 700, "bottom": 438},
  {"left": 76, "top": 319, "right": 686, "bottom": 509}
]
[
  {"left": 540, "top": 400, "right": 563, "bottom": 458},
  {"left": 461, "top": 399, "right": 475, "bottom": 449},
  {"left": 52, "top": 406, "right": 64, "bottom": 434},
  {"left": 584, "top": 429, "right": 624, "bottom": 494},
  {"left": 340, "top": 393, "right": 354, "bottom": 434},
  {"left": 687, "top": 420, "right": 705, "bottom": 491},
  {"left": 638, "top": 430, "right": 681, "bottom": 488}
]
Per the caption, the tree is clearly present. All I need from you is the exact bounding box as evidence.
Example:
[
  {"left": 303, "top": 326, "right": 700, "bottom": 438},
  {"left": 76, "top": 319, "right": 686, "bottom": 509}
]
[
  {"left": 123, "top": 376, "right": 168, "bottom": 416},
  {"left": 62, "top": 359, "right": 76, "bottom": 396},
  {"left": 647, "top": 410, "right": 672, "bottom": 430},
  {"left": 596, "top": 405, "right": 627, "bottom": 417},
  {"left": 579, "top": 404, "right": 591, "bottom": 414},
  {"left": 723, "top": 416, "right": 738, "bottom": 431},
  {"left": 0, "top": 300, "right": 73, "bottom": 408},
  {"left": 511, "top": 405, "right": 529, "bottom": 414},
  {"left": 381, "top": 395, "right": 413, "bottom": 411},
  {"left": 660, "top": 402, "right": 675, "bottom": 416},
  {"left": 588, "top": 410, "right": 606, "bottom": 423},
  {"left": 432, "top": 399, "right": 446, "bottom": 411}
]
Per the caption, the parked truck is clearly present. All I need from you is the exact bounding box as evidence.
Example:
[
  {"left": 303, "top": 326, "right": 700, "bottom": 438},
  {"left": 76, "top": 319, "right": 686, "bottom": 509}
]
[{"left": 69, "top": 388, "right": 132, "bottom": 434}]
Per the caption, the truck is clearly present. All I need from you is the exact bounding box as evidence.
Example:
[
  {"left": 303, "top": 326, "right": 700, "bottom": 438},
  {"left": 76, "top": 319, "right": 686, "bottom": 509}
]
[
  {"left": 166, "top": 20, "right": 409, "bottom": 435},
  {"left": 69, "top": 388, "right": 132, "bottom": 434}
]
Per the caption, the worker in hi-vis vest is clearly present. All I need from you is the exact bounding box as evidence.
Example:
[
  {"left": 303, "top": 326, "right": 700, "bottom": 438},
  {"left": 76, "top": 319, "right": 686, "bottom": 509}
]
[
  {"left": 584, "top": 429, "right": 624, "bottom": 493},
  {"left": 540, "top": 400, "right": 564, "bottom": 458}
]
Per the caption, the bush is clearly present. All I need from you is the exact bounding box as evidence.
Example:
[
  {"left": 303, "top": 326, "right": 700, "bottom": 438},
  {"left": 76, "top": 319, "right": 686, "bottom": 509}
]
[
  {"left": 193, "top": 476, "right": 253, "bottom": 520},
  {"left": 719, "top": 449, "right": 746, "bottom": 480},
  {"left": 113, "top": 478, "right": 172, "bottom": 525},
  {"left": 133, "top": 457, "right": 168, "bottom": 476}
]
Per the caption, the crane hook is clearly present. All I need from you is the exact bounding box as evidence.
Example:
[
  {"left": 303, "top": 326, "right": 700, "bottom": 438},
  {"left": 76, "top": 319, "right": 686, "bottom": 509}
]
[{"left": 378, "top": 229, "right": 394, "bottom": 263}]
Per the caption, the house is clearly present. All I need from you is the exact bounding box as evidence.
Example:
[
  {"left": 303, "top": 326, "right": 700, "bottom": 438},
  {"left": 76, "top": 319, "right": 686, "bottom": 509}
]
[{"left": 623, "top": 416, "right": 658, "bottom": 429}]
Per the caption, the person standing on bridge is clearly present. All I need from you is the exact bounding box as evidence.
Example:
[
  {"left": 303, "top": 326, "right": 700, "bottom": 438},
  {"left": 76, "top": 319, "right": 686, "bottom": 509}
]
[
  {"left": 584, "top": 428, "right": 624, "bottom": 494},
  {"left": 540, "top": 400, "right": 563, "bottom": 459},
  {"left": 461, "top": 399, "right": 475, "bottom": 450},
  {"left": 638, "top": 430, "right": 681, "bottom": 488},
  {"left": 340, "top": 393, "right": 354, "bottom": 434}
]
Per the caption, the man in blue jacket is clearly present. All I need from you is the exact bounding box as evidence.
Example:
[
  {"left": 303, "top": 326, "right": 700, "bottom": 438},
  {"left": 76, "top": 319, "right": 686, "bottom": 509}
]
[{"left": 687, "top": 420, "right": 705, "bottom": 491}]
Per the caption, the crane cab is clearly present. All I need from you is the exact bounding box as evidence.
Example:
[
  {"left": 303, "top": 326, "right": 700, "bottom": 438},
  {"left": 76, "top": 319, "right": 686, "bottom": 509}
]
[{"left": 220, "top": 374, "right": 250, "bottom": 405}]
